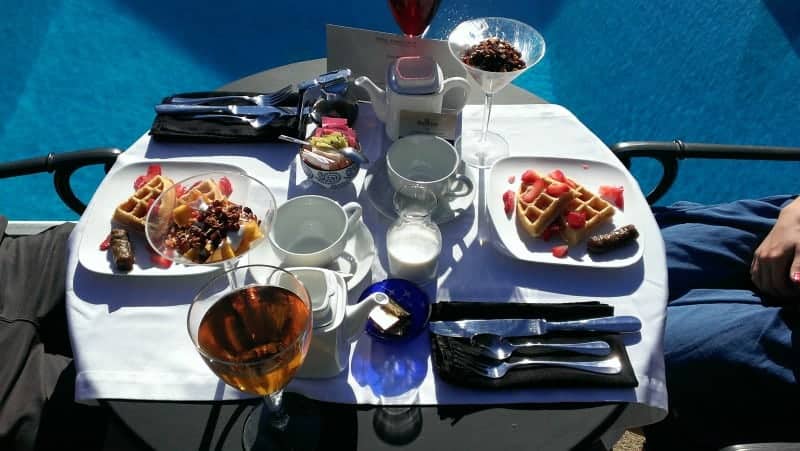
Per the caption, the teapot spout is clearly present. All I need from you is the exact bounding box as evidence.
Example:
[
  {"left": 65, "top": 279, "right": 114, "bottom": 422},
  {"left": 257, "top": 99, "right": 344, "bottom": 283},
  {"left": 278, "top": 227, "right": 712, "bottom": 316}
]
[
  {"left": 343, "top": 292, "right": 389, "bottom": 343},
  {"left": 354, "top": 76, "right": 387, "bottom": 122}
]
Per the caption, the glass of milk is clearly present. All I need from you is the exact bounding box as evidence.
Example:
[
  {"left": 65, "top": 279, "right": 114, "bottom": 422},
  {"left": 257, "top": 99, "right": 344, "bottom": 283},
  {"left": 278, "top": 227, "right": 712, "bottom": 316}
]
[{"left": 386, "top": 184, "right": 442, "bottom": 285}]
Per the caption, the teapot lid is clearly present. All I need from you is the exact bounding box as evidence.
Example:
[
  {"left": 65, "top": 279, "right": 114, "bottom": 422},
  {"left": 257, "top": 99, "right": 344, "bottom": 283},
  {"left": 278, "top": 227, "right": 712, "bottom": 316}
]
[
  {"left": 288, "top": 267, "right": 340, "bottom": 328},
  {"left": 387, "top": 56, "right": 442, "bottom": 95}
]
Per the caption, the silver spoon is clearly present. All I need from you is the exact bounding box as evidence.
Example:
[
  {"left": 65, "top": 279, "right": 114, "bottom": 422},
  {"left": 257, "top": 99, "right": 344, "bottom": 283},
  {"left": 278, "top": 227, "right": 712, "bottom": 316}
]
[{"left": 278, "top": 134, "right": 369, "bottom": 165}]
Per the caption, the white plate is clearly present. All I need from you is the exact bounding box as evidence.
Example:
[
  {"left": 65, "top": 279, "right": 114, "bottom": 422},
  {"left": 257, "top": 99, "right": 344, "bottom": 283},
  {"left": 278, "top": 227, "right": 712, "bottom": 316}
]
[
  {"left": 487, "top": 156, "right": 644, "bottom": 268},
  {"left": 77, "top": 160, "right": 248, "bottom": 277},
  {"left": 250, "top": 219, "right": 376, "bottom": 292}
]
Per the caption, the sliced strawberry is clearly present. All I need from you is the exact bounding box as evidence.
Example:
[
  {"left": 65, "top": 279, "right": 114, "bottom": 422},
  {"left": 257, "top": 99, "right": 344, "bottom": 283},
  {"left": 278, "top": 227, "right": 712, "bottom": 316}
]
[
  {"left": 546, "top": 182, "right": 571, "bottom": 197},
  {"left": 552, "top": 245, "right": 569, "bottom": 258},
  {"left": 133, "top": 174, "right": 150, "bottom": 190},
  {"left": 565, "top": 210, "right": 587, "bottom": 228},
  {"left": 599, "top": 185, "right": 625, "bottom": 209},
  {"left": 564, "top": 178, "right": 577, "bottom": 189},
  {"left": 174, "top": 184, "right": 186, "bottom": 198},
  {"left": 219, "top": 176, "right": 233, "bottom": 197},
  {"left": 548, "top": 169, "right": 566, "bottom": 182},
  {"left": 507, "top": 175, "right": 516, "bottom": 184},
  {"left": 150, "top": 254, "right": 173, "bottom": 269},
  {"left": 522, "top": 179, "right": 546, "bottom": 203},
  {"left": 146, "top": 164, "right": 162, "bottom": 176},
  {"left": 541, "top": 222, "right": 562, "bottom": 241},
  {"left": 502, "top": 190, "right": 515, "bottom": 216},
  {"left": 521, "top": 169, "right": 540, "bottom": 184},
  {"left": 99, "top": 233, "right": 111, "bottom": 251}
]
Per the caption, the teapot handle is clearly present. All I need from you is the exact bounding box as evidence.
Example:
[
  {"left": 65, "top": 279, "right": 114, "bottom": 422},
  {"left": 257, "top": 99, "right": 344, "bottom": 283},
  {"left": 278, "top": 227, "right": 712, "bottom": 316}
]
[{"left": 441, "top": 77, "right": 471, "bottom": 112}]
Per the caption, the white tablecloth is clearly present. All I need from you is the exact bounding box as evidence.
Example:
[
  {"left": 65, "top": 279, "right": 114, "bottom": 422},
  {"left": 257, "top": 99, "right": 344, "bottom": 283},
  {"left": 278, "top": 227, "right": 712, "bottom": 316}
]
[{"left": 66, "top": 104, "right": 668, "bottom": 426}]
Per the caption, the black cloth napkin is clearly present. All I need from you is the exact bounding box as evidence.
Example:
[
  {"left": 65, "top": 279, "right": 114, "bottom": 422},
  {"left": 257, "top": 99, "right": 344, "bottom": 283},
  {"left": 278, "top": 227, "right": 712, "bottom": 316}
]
[
  {"left": 149, "top": 91, "right": 301, "bottom": 143},
  {"left": 430, "top": 301, "right": 638, "bottom": 389}
]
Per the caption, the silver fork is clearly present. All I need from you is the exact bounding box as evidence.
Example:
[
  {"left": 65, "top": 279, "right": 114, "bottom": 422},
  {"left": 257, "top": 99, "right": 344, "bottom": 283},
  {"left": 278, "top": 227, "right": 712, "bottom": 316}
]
[
  {"left": 451, "top": 347, "right": 622, "bottom": 378},
  {"left": 169, "top": 85, "right": 292, "bottom": 106},
  {"left": 472, "top": 334, "right": 612, "bottom": 360},
  {"left": 190, "top": 113, "right": 279, "bottom": 129}
]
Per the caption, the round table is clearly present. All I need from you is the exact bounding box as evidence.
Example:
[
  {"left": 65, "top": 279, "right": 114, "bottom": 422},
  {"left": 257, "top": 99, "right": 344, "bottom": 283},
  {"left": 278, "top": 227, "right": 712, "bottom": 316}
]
[{"left": 102, "top": 59, "right": 627, "bottom": 451}]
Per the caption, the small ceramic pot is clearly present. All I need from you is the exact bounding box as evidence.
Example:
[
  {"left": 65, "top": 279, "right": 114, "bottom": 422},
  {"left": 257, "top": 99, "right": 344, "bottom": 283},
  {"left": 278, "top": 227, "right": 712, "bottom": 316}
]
[{"left": 300, "top": 156, "right": 360, "bottom": 189}]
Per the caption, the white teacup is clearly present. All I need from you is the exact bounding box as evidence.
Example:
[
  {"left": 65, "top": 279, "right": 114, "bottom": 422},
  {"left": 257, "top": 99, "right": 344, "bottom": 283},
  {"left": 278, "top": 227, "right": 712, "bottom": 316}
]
[
  {"left": 269, "top": 195, "right": 362, "bottom": 267},
  {"left": 385, "top": 134, "right": 472, "bottom": 200}
]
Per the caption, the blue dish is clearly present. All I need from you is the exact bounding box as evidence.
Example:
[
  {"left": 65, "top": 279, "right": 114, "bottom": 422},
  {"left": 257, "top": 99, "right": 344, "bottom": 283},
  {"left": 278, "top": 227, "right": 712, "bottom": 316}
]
[{"left": 360, "top": 279, "right": 431, "bottom": 343}]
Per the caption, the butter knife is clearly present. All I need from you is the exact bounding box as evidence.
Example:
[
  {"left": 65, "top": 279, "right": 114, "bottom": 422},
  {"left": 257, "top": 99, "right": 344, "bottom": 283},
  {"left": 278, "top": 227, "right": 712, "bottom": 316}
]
[
  {"left": 154, "top": 104, "right": 295, "bottom": 116},
  {"left": 429, "top": 315, "right": 641, "bottom": 339}
]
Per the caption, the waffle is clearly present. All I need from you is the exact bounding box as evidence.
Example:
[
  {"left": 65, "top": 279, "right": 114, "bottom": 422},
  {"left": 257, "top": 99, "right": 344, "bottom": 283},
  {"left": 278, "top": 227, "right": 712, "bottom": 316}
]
[
  {"left": 177, "top": 179, "right": 226, "bottom": 206},
  {"left": 557, "top": 182, "right": 615, "bottom": 245},
  {"left": 515, "top": 176, "right": 577, "bottom": 237},
  {"left": 113, "top": 175, "right": 174, "bottom": 232}
]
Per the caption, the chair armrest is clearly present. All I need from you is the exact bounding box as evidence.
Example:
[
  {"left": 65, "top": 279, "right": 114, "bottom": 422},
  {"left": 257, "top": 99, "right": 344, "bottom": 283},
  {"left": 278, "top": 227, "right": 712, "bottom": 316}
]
[
  {"left": 611, "top": 140, "right": 800, "bottom": 205},
  {"left": 0, "top": 147, "right": 122, "bottom": 215}
]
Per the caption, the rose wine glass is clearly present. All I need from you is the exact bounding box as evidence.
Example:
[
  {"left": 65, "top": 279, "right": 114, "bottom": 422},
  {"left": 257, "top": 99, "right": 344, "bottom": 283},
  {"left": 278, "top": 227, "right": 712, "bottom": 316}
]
[
  {"left": 388, "top": 0, "right": 443, "bottom": 38},
  {"left": 448, "top": 17, "right": 546, "bottom": 169},
  {"left": 188, "top": 264, "right": 313, "bottom": 449}
]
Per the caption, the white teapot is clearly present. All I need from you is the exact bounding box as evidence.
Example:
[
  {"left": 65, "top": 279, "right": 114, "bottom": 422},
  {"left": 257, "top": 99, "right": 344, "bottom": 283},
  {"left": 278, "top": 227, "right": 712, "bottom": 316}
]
[
  {"left": 290, "top": 267, "right": 389, "bottom": 379},
  {"left": 355, "top": 56, "right": 470, "bottom": 141}
]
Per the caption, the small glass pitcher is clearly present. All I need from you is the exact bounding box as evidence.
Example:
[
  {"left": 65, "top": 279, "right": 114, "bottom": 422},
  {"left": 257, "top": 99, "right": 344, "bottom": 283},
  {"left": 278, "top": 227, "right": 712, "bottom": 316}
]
[{"left": 386, "top": 184, "right": 442, "bottom": 285}]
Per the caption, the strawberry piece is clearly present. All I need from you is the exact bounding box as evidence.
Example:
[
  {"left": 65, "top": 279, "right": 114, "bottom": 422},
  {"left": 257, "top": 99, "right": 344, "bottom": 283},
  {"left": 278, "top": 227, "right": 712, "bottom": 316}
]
[
  {"left": 521, "top": 169, "right": 540, "bottom": 184},
  {"left": 552, "top": 245, "right": 569, "bottom": 258},
  {"left": 174, "top": 184, "right": 186, "bottom": 198},
  {"left": 146, "top": 164, "right": 162, "bottom": 176},
  {"left": 541, "top": 222, "right": 562, "bottom": 241},
  {"left": 502, "top": 190, "right": 515, "bottom": 216},
  {"left": 522, "top": 179, "right": 546, "bottom": 203},
  {"left": 150, "top": 254, "right": 173, "bottom": 269},
  {"left": 599, "top": 185, "right": 625, "bottom": 209},
  {"left": 507, "top": 175, "right": 516, "bottom": 184},
  {"left": 99, "top": 234, "right": 111, "bottom": 251},
  {"left": 219, "top": 176, "right": 233, "bottom": 197},
  {"left": 133, "top": 175, "right": 150, "bottom": 190},
  {"left": 548, "top": 169, "right": 566, "bottom": 182},
  {"left": 546, "top": 182, "right": 571, "bottom": 197},
  {"left": 566, "top": 210, "right": 587, "bottom": 228}
]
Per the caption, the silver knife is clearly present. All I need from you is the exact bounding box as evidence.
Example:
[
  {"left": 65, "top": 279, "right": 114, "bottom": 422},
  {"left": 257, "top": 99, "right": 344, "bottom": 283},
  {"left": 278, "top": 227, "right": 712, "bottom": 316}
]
[
  {"left": 429, "top": 316, "right": 642, "bottom": 339},
  {"left": 154, "top": 104, "right": 295, "bottom": 116}
]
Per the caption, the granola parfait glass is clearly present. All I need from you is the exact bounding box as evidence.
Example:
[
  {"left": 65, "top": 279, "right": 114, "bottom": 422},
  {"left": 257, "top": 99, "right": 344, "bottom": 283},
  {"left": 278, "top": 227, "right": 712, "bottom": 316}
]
[
  {"left": 448, "top": 17, "right": 546, "bottom": 169},
  {"left": 144, "top": 171, "right": 276, "bottom": 287},
  {"left": 188, "top": 264, "right": 313, "bottom": 450}
]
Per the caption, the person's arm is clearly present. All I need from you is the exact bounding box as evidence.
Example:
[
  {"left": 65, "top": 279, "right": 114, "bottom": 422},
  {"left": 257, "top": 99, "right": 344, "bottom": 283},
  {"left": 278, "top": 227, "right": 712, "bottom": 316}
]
[{"left": 751, "top": 196, "right": 800, "bottom": 298}]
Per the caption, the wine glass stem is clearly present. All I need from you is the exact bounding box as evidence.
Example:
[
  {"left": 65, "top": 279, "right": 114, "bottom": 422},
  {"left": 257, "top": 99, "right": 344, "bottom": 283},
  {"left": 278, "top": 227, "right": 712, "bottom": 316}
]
[
  {"left": 263, "top": 389, "right": 290, "bottom": 431},
  {"left": 480, "top": 92, "right": 494, "bottom": 142}
]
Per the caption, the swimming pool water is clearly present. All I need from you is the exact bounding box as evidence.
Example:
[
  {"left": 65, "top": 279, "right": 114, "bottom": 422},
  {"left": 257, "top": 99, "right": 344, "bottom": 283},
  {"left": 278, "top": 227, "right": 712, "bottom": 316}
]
[{"left": 2, "top": 0, "right": 799, "bottom": 220}]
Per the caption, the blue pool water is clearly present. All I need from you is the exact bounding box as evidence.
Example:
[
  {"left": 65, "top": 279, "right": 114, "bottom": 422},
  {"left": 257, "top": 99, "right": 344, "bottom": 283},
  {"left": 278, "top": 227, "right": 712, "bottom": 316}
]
[{"left": 2, "top": 0, "right": 799, "bottom": 220}]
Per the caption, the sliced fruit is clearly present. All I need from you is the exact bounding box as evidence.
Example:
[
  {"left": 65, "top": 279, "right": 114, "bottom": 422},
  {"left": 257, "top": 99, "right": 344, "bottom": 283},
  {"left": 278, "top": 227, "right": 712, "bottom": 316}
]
[
  {"left": 551, "top": 245, "right": 569, "bottom": 258},
  {"left": 599, "top": 185, "right": 624, "bottom": 209},
  {"left": 150, "top": 254, "right": 173, "bottom": 268},
  {"left": 237, "top": 221, "right": 264, "bottom": 254},
  {"left": 565, "top": 210, "right": 587, "bottom": 228},
  {"left": 548, "top": 169, "right": 566, "bottom": 183},
  {"left": 521, "top": 179, "right": 546, "bottom": 203},
  {"left": 546, "top": 182, "right": 571, "bottom": 197},
  {"left": 172, "top": 204, "right": 193, "bottom": 227},
  {"left": 99, "top": 233, "right": 112, "bottom": 251},
  {"left": 502, "top": 190, "right": 515, "bottom": 215},
  {"left": 507, "top": 175, "right": 516, "bottom": 184},
  {"left": 521, "top": 169, "right": 540, "bottom": 184},
  {"left": 541, "top": 222, "right": 562, "bottom": 241},
  {"left": 219, "top": 176, "right": 233, "bottom": 197}
]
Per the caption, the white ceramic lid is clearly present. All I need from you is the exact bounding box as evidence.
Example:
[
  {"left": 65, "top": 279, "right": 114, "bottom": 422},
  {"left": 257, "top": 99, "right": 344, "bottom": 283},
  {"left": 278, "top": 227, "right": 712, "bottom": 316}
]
[{"left": 388, "top": 56, "right": 442, "bottom": 95}]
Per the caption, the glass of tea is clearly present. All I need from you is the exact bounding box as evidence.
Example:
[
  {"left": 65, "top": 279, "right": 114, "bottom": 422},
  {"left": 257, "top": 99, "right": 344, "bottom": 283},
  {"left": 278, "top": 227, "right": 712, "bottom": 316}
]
[
  {"left": 187, "top": 264, "right": 313, "bottom": 448},
  {"left": 388, "top": 0, "right": 442, "bottom": 38}
]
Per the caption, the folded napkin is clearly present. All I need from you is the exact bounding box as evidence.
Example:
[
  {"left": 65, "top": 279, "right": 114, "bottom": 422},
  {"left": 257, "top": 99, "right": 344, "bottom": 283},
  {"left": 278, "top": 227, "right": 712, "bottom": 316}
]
[
  {"left": 430, "top": 301, "right": 638, "bottom": 389},
  {"left": 149, "top": 91, "right": 301, "bottom": 143}
]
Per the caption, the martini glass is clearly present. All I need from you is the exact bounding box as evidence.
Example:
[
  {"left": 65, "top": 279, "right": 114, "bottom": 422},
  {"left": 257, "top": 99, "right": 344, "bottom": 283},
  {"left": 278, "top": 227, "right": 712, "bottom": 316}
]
[
  {"left": 388, "top": 0, "right": 443, "bottom": 38},
  {"left": 448, "top": 17, "right": 546, "bottom": 169},
  {"left": 187, "top": 264, "right": 313, "bottom": 449},
  {"left": 145, "top": 171, "right": 276, "bottom": 282}
]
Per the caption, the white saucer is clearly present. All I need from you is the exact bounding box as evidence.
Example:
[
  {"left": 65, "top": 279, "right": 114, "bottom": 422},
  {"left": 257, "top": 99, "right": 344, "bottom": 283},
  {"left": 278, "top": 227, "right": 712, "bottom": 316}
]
[
  {"left": 251, "top": 220, "right": 376, "bottom": 292},
  {"left": 364, "top": 157, "right": 475, "bottom": 224}
]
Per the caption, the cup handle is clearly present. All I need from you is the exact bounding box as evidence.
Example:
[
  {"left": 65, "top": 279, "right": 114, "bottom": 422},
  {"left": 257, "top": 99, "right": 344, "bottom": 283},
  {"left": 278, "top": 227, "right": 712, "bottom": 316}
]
[
  {"left": 441, "top": 77, "right": 471, "bottom": 112},
  {"left": 342, "top": 202, "right": 363, "bottom": 239},
  {"left": 446, "top": 174, "right": 474, "bottom": 199}
]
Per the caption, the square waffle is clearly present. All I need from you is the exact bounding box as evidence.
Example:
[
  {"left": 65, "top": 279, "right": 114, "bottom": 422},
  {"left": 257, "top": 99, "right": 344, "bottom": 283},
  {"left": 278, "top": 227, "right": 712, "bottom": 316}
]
[
  {"left": 177, "top": 179, "right": 226, "bottom": 206},
  {"left": 113, "top": 175, "right": 174, "bottom": 232},
  {"left": 558, "top": 182, "right": 615, "bottom": 245},
  {"left": 516, "top": 176, "right": 577, "bottom": 237}
]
